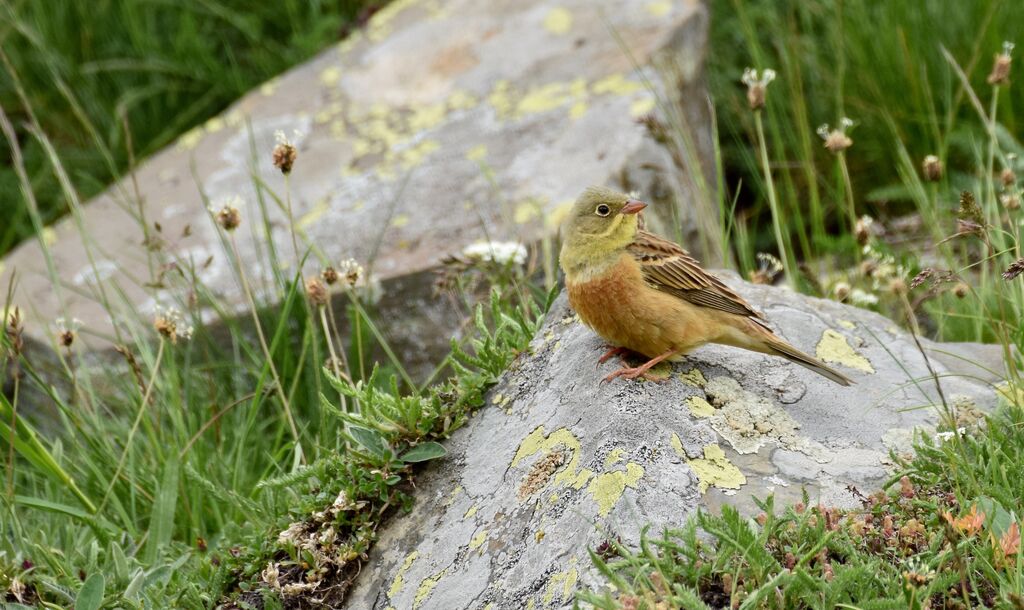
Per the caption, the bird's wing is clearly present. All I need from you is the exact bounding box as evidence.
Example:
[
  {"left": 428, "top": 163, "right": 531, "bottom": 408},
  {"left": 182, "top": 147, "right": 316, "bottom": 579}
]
[{"left": 627, "top": 230, "right": 767, "bottom": 321}]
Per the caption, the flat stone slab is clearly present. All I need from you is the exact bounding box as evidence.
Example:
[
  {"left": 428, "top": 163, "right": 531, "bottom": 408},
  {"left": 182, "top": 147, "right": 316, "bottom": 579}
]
[
  {"left": 1, "top": 0, "right": 710, "bottom": 348},
  {"left": 344, "top": 277, "right": 1004, "bottom": 609}
]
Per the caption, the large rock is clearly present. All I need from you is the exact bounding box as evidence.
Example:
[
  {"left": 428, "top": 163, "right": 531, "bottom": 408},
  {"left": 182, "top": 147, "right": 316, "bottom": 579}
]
[
  {"left": 0, "top": 0, "right": 714, "bottom": 362},
  {"left": 345, "top": 276, "right": 1004, "bottom": 609}
]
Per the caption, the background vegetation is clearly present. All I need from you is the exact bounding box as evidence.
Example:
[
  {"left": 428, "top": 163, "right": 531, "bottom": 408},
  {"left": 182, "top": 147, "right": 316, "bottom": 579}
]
[
  {"left": 0, "top": 0, "right": 379, "bottom": 255},
  {"left": 1, "top": 0, "right": 1023, "bottom": 608}
]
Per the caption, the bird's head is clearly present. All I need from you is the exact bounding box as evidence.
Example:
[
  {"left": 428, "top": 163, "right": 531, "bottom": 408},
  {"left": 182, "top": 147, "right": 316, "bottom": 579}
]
[{"left": 560, "top": 186, "right": 647, "bottom": 270}]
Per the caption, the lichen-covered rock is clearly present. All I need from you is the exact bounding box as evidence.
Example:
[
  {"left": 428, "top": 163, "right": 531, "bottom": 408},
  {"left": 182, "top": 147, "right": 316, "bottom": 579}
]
[
  {"left": 346, "top": 276, "right": 1004, "bottom": 609},
  {"left": 0, "top": 0, "right": 712, "bottom": 359}
]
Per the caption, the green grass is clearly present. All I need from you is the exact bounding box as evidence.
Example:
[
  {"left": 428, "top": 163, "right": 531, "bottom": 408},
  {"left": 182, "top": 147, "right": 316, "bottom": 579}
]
[{"left": 0, "top": 0, "right": 378, "bottom": 256}]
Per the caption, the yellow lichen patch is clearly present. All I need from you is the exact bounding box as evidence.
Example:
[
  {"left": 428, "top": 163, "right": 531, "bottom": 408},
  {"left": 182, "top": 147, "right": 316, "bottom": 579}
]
[
  {"left": 176, "top": 126, "right": 204, "bottom": 151},
  {"left": 512, "top": 427, "right": 583, "bottom": 487},
  {"left": 296, "top": 198, "right": 330, "bottom": 231},
  {"left": 388, "top": 551, "right": 419, "bottom": 598},
  {"left": 685, "top": 395, "right": 715, "bottom": 418},
  {"left": 591, "top": 73, "right": 643, "bottom": 96},
  {"left": 535, "top": 530, "right": 545, "bottom": 543},
  {"left": 571, "top": 468, "right": 593, "bottom": 489},
  {"left": 586, "top": 462, "right": 644, "bottom": 516},
  {"left": 463, "top": 504, "right": 478, "bottom": 519},
  {"left": 542, "top": 7, "right": 573, "bottom": 34},
  {"left": 407, "top": 103, "right": 448, "bottom": 132},
  {"left": 541, "top": 559, "right": 579, "bottom": 604},
  {"left": 670, "top": 432, "right": 686, "bottom": 458},
  {"left": 630, "top": 97, "right": 656, "bottom": 117},
  {"left": 443, "top": 485, "right": 462, "bottom": 507},
  {"left": 447, "top": 89, "right": 478, "bottom": 111},
  {"left": 413, "top": 569, "right": 447, "bottom": 609},
  {"left": 514, "top": 200, "right": 542, "bottom": 224},
  {"left": 687, "top": 444, "right": 746, "bottom": 493},
  {"left": 488, "top": 80, "right": 515, "bottom": 119},
  {"left": 548, "top": 492, "right": 559, "bottom": 504},
  {"left": 320, "top": 66, "right": 341, "bottom": 88},
  {"left": 517, "top": 82, "right": 572, "bottom": 116},
  {"left": 465, "top": 144, "right": 488, "bottom": 162},
  {"left": 391, "top": 214, "right": 411, "bottom": 228},
  {"left": 837, "top": 319, "right": 856, "bottom": 330},
  {"left": 569, "top": 101, "right": 588, "bottom": 120},
  {"left": 604, "top": 448, "right": 625, "bottom": 468},
  {"left": 679, "top": 368, "right": 707, "bottom": 387},
  {"left": 815, "top": 329, "right": 874, "bottom": 374},
  {"left": 259, "top": 77, "right": 279, "bottom": 96},
  {"left": 399, "top": 139, "right": 440, "bottom": 169},
  {"left": 469, "top": 530, "right": 488, "bottom": 550},
  {"left": 646, "top": 0, "right": 672, "bottom": 16},
  {"left": 204, "top": 116, "right": 225, "bottom": 133},
  {"left": 367, "top": 0, "right": 418, "bottom": 41}
]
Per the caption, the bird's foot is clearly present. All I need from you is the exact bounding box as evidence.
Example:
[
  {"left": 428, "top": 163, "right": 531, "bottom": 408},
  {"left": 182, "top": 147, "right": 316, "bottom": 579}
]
[
  {"left": 601, "top": 363, "right": 671, "bottom": 384},
  {"left": 597, "top": 346, "right": 632, "bottom": 366}
]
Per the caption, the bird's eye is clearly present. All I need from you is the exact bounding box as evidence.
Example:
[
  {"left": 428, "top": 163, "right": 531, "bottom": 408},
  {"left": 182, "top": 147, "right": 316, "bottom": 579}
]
[{"left": 595, "top": 204, "right": 611, "bottom": 217}]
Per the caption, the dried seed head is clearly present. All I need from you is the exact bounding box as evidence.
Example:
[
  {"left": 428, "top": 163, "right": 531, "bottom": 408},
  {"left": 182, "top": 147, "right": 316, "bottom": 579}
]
[
  {"left": 910, "top": 268, "right": 934, "bottom": 289},
  {"left": 272, "top": 130, "right": 298, "bottom": 175},
  {"left": 833, "top": 282, "right": 851, "bottom": 302},
  {"left": 338, "top": 258, "right": 364, "bottom": 288},
  {"left": 4, "top": 306, "right": 24, "bottom": 358},
  {"left": 210, "top": 197, "right": 242, "bottom": 231},
  {"left": 922, "top": 155, "right": 943, "bottom": 182},
  {"left": 956, "top": 190, "right": 984, "bottom": 226},
  {"left": 56, "top": 317, "right": 82, "bottom": 348},
  {"left": 953, "top": 282, "right": 969, "bottom": 299},
  {"left": 860, "top": 259, "right": 879, "bottom": 277},
  {"left": 305, "top": 276, "right": 329, "bottom": 307},
  {"left": 1001, "top": 167, "right": 1018, "bottom": 188},
  {"left": 321, "top": 266, "right": 339, "bottom": 285},
  {"left": 1003, "top": 258, "right": 1024, "bottom": 281},
  {"left": 817, "top": 118, "right": 854, "bottom": 153},
  {"left": 888, "top": 278, "right": 908, "bottom": 295},
  {"left": 741, "top": 67, "right": 776, "bottom": 111},
  {"left": 987, "top": 41, "right": 1014, "bottom": 85},
  {"left": 750, "top": 252, "right": 783, "bottom": 285}
]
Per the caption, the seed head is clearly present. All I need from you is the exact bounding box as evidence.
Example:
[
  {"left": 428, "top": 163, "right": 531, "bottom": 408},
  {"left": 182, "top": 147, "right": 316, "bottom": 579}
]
[
  {"left": 337, "top": 258, "right": 364, "bottom": 288},
  {"left": 321, "top": 266, "right": 339, "bottom": 285},
  {"left": 211, "top": 197, "right": 242, "bottom": 231},
  {"left": 741, "top": 67, "right": 776, "bottom": 111},
  {"left": 272, "top": 130, "right": 298, "bottom": 175},
  {"left": 4, "top": 306, "right": 24, "bottom": 358},
  {"left": 56, "top": 317, "right": 83, "bottom": 348},
  {"left": 1003, "top": 258, "right": 1024, "bottom": 281},
  {"left": 750, "top": 252, "right": 782, "bottom": 285},
  {"left": 956, "top": 190, "right": 984, "bottom": 226},
  {"left": 817, "top": 118, "right": 854, "bottom": 154},
  {"left": 953, "top": 282, "right": 969, "bottom": 299},
  {"left": 305, "top": 276, "right": 329, "bottom": 307},
  {"left": 922, "top": 155, "right": 943, "bottom": 182},
  {"left": 153, "top": 305, "right": 193, "bottom": 344},
  {"left": 1002, "top": 192, "right": 1021, "bottom": 210},
  {"left": 910, "top": 268, "right": 934, "bottom": 289},
  {"left": 888, "top": 278, "right": 908, "bottom": 296},
  {"left": 1001, "top": 168, "right": 1018, "bottom": 188},
  {"left": 987, "top": 41, "right": 1014, "bottom": 86},
  {"left": 833, "top": 282, "right": 851, "bottom": 302}
]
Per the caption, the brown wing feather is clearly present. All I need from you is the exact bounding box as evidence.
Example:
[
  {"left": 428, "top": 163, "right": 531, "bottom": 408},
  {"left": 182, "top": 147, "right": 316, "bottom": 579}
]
[{"left": 627, "top": 230, "right": 767, "bottom": 322}]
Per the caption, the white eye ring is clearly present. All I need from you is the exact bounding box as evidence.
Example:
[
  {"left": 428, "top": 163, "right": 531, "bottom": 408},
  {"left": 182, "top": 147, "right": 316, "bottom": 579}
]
[{"left": 595, "top": 204, "right": 611, "bottom": 217}]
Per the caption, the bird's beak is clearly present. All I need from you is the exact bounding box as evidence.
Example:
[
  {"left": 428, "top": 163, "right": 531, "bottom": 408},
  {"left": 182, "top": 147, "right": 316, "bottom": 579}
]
[{"left": 621, "top": 199, "right": 647, "bottom": 215}]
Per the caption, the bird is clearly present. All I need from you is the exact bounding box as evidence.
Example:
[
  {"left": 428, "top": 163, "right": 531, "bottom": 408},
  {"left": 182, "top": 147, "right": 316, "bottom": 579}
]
[{"left": 558, "top": 185, "right": 853, "bottom": 386}]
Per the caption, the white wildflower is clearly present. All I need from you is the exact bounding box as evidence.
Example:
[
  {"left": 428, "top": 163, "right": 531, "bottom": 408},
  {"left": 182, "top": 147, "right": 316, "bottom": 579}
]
[{"left": 461, "top": 241, "right": 527, "bottom": 266}]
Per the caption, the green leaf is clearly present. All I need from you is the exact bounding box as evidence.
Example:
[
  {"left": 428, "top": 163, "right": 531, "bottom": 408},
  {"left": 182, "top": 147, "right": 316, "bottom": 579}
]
[
  {"left": 400, "top": 441, "right": 447, "bottom": 463},
  {"left": 75, "top": 572, "right": 105, "bottom": 610},
  {"left": 348, "top": 425, "right": 386, "bottom": 457},
  {"left": 145, "top": 457, "right": 180, "bottom": 564}
]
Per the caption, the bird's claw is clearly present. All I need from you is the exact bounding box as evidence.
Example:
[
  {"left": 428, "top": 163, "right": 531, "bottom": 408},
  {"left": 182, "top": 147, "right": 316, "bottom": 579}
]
[
  {"left": 596, "top": 346, "right": 630, "bottom": 367},
  {"left": 601, "top": 366, "right": 670, "bottom": 384}
]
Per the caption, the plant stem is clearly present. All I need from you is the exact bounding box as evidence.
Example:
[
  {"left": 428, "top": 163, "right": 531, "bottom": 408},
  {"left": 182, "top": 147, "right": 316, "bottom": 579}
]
[
  {"left": 319, "top": 306, "right": 352, "bottom": 414},
  {"left": 753, "top": 111, "right": 795, "bottom": 289},
  {"left": 229, "top": 233, "right": 301, "bottom": 445}
]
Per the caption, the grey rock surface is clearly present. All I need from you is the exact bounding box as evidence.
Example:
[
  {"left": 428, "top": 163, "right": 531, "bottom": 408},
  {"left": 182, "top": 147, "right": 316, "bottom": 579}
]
[
  {"left": 0, "top": 0, "right": 713, "bottom": 359},
  {"left": 346, "top": 276, "right": 1004, "bottom": 609}
]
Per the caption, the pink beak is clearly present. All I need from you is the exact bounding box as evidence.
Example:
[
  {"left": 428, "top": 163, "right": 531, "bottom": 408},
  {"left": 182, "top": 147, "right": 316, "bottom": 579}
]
[{"left": 621, "top": 199, "right": 648, "bottom": 215}]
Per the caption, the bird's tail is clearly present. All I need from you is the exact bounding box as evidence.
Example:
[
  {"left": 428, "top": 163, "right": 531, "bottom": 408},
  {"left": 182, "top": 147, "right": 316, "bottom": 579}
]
[
  {"left": 722, "top": 320, "right": 855, "bottom": 386},
  {"left": 762, "top": 336, "right": 854, "bottom": 386}
]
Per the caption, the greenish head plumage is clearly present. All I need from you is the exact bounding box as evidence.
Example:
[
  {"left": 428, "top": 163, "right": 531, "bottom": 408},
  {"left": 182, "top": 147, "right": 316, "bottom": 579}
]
[{"left": 559, "top": 186, "right": 647, "bottom": 280}]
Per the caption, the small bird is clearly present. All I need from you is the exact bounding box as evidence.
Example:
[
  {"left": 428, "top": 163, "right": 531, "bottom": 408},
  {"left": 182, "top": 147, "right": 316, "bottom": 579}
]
[{"left": 559, "top": 186, "right": 853, "bottom": 386}]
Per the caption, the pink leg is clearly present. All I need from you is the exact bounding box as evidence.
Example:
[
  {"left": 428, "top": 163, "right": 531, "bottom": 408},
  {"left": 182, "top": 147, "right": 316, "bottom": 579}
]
[
  {"left": 597, "top": 346, "right": 632, "bottom": 365},
  {"left": 601, "top": 349, "right": 679, "bottom": 384}
]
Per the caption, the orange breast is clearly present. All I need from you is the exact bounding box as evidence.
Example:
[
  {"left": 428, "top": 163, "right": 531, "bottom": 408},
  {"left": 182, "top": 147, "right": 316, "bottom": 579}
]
[{"left": 567, "top": 256, "right": 685, "bottom": 358}]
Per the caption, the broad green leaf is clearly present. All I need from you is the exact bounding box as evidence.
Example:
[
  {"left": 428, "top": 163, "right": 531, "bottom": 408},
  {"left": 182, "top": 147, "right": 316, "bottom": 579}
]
[
  {"left": 348, "top": 425, "right": 386, "bottom": 457},
  {"left": 75, "top": 573, "right": 105, "bottom": 610},
  {"left": 400, "top": 441, "right": 447, "bottom": 463}
]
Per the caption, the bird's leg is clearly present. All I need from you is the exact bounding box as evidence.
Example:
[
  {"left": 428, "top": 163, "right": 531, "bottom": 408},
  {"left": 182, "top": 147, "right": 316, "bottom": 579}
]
[
  {"left": 602, "top": 349, "right": 679, "bottom": 384},
  {"left": 597, "top": 346, "right": 632, "bottom": 366}
]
